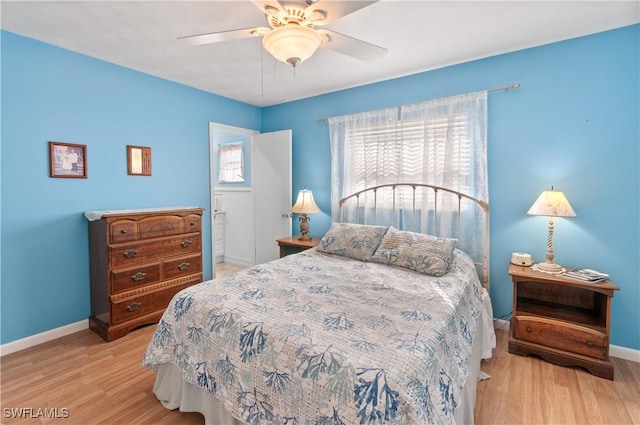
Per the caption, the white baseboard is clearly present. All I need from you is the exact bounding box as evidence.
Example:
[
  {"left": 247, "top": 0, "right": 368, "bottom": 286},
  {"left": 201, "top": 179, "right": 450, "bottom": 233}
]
[
  {"left": 220, "top": 256, "right": 253, "bottom": 267},
  {"left": 492, "top": 319, "right": 639, "bottom": 363},
  {"left": 0, "top": 319, "right": 88, "bottom": 357},
  {"left": 494, "top": 318, "right": 511, "bottom": 331},
  {"left": 610, "top": 345, "right": 640, "bottom": 363}
]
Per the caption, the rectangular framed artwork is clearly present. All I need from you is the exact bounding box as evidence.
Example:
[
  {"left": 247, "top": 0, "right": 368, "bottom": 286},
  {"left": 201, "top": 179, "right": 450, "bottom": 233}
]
[
  {"left": 49, "top": 141, "right": 87, "bottom": 178},
  {"left": 127, "top": 145, "right": 152, "bottom": 176}
]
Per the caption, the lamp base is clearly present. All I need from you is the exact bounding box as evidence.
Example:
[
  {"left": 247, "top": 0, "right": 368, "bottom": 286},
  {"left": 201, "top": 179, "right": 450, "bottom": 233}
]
[
  {"left": 298, "top": 214, "right": 310, "bottom": 241},
  {"left": 533, "top": 262, "right": 565, "bottom": 275}
]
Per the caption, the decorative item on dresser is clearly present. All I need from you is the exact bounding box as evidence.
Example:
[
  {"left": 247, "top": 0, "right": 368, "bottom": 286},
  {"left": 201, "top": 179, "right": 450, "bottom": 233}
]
[
  {"left": 508, "top": 263, "right": 619, "bottom": 379},
  {"left": 85, "top": 207, "right": 204, "bottom": 341}
]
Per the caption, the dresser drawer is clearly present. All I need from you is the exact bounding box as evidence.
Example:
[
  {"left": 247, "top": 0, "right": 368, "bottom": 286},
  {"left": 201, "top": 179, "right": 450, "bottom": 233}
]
[
  {"left": 110, "top": 281, "right": 194, "bottom": 325},
  {"left": 110, "top": 219, "right": 138, "bottom": 243},
  {"left": 110, "top": 234, "right": 201, "bottom": 267},
  {"left": 163, "top": 254, "right": 202, "bottom": 280},
  {"left": 111, "top": 263, "right": 162, "bottom": 293},
  {"left": 138, "top": 215, "right": 184, "bottom": 240},
  {"left": 514, "top": 316, "right": 607, "bottom": 359},
  {"left": 184, "top": 214, "right": 202, "bottom": 233}
]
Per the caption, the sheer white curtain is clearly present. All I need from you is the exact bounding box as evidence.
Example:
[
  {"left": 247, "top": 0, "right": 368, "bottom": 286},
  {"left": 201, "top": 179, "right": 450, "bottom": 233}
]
[
  {"left": 218, "top": 143, "right": 244, "bottom": 183},
  {"left": 329, "top": 91, "right": 488, "bottom": 266}
]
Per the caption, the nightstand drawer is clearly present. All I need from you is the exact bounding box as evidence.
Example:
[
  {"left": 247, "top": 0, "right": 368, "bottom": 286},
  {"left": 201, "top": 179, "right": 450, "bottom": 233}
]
[{"left": 514, "top": 315, "right": 607, "bottom": 359}]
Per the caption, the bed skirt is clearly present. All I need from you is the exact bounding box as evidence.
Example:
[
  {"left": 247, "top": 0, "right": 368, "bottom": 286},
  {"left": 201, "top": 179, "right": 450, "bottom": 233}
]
[{"left": 150, "top": 288, "right": 495, "bottom": 425}]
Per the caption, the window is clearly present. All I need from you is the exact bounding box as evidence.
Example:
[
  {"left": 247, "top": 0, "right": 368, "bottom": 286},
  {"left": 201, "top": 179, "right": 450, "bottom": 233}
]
[
  {"left": 328, "top": 91, "right": 488, "bottom": 265},
  {"left": 343, "top": 113, "right": 472, "bottom": 207},
  {"left": 218, "top": 143, "right": 244, "bottom": 183}
]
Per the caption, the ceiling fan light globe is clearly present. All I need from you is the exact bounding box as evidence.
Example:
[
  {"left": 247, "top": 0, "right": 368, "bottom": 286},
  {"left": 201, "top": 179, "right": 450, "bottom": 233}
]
[{"left": 262, "top": 25, "right": 321, "bottom": 67}]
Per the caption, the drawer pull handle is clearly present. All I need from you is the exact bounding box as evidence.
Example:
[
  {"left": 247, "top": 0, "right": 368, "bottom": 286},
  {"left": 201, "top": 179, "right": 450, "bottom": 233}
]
[
  {"left": 178, "top": 262, "right": 190, "bottom": 271},
  {"left": 181, "top": 240, "right": 193, "bottom": 248},
  {"left": 131, "top": 272, "right": 147, "bottom": 282},
  {"left": 190, "top": 222, "right": 196, "bottom": 226},
  {"left": 123, "top": 249, "right": 138, "bottom": 258},
  {"left": 586, "top": 341, "right": 594, "bottom": 347},
  {"left": 126, "top": 302, "right": 142, "bottom": 312},
  {"left": 121, "top": 229, "right": 128, "bottom": 234},
  {"left": 525, "top": 327, "right": 532, "bottom": 333}
]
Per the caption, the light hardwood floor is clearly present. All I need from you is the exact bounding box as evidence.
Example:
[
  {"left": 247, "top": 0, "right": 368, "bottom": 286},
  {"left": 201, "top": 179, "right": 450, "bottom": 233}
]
[
  {"left": 215, "top": 262, "right": 247, "bottom": 277},
  {"left": 475, "top": 328, "right": 639, "bottom": 424},
  {"left": 1, "top": 326, "right": 638, "bottom": 425}
]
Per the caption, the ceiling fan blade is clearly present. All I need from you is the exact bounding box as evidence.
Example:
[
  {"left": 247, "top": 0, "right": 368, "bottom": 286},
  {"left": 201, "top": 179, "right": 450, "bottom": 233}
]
[
  {"left": 307, "top": 0, "right": 378, "bottom": 26},
  {"left": 318, "top": 29, "right": 387, "bottom": 61},
  {"left": 178, "top": 27, "right": 270, "bottom": 46}
]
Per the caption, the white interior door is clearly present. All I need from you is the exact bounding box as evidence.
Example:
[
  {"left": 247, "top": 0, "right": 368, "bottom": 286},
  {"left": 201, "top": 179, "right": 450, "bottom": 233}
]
[{"left": 253, "top": 130, "right": 292, "bottom": 264}]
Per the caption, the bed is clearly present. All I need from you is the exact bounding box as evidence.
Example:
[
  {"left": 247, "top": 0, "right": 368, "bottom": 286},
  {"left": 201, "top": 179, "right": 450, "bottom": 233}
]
[{"left": 143, "top": 184, "right": 495, "bottom": 425}]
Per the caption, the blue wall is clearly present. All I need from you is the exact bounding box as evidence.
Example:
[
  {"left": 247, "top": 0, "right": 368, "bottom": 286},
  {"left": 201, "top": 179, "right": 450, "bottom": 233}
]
[
  {"left": 1, "top": 31, "right": 261, "bottom": 344},
  {"left": 2, "top": 25, "right": 638, "bottom": 351},
  {"left": 262, "top": 25, "right": 639, "bottom": 350}
]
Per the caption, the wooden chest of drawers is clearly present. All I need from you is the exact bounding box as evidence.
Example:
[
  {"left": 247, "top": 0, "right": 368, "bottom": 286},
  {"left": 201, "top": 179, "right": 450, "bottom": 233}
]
[{"left": 86, "top": 207, "right": 204, "bottom": 341}]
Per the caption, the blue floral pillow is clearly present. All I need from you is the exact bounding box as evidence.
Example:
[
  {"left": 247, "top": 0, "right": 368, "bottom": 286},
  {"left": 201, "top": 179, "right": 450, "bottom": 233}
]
[
  {"left": 370, "top": 226, "right": 458, "bottom": 276},
  {"left": 318, "top": 223, "right": 389, "bottom": 262}
]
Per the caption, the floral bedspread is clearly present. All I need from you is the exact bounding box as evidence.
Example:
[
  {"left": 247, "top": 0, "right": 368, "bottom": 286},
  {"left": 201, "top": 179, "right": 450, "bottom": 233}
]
[{"left": 142, "top": 248, "right": 482, "bottom": 425}]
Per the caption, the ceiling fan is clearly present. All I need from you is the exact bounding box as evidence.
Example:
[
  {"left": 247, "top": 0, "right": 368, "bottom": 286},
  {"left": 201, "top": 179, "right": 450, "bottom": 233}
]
[{"left": 178, "top": 0, "right": 387, "bottom": 68}]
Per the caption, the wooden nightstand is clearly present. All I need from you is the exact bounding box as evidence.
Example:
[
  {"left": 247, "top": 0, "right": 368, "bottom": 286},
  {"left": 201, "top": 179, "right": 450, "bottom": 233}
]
[
  {"left": 276, "top": 236, "right": 320, "bottom": 258},
  {"left": 508, "top": 264, "right": 619, "bottom": 379}
]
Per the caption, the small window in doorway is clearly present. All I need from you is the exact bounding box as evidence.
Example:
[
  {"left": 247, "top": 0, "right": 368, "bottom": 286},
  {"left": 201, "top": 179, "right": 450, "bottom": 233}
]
[{"left": 218, "top": 143, "right": 244, "bottom": 183}]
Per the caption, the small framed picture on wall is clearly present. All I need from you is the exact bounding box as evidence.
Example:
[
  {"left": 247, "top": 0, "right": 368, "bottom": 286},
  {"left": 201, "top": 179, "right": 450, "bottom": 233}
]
[
  {"left": 49, "top": 141, "right": 87, "bottom": 178},
  {"left": 127, "top": 145, "right": 152, "bottom": 176}
]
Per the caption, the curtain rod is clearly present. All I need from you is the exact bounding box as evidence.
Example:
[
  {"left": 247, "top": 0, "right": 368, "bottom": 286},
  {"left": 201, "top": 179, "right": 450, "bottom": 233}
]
[{"left": 315, "top": 82, "right": 520, "bottom": 123}]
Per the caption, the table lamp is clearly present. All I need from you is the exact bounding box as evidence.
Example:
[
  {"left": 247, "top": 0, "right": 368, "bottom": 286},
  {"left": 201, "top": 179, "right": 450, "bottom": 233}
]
[
  {"left": 527, "top": 186, "right": 576, "bottom": 274},
  {"left": 291, "top": 189, "right": 321, "bottom": 241}
]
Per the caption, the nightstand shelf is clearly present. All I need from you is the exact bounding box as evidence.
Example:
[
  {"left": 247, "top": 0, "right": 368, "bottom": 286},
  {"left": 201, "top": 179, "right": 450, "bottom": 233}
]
[
  {"left": 508, "top": 264, "right": 619, "bottom": 380},
  {"left": 517, "top": 297, "right": 605, "bottom": 329},
  {"left": 276, "top": 236, "right": 320, "bottom": 258}
]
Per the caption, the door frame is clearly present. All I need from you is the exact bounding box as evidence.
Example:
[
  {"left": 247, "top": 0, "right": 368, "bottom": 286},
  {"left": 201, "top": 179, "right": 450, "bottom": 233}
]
[{"left": 209, "top": 122, "right": 259, "bottom": 275}]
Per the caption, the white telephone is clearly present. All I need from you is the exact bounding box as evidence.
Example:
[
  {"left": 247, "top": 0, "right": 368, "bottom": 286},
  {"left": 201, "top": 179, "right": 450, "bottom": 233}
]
[{"left": 511, "top": 252, "right": 533, "bottom": 266}]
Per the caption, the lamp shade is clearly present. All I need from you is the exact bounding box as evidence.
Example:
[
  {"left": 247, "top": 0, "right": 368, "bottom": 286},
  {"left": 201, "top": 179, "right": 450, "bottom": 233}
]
[
  {"left": 262, "top": 25, "right": 321, "bottom": 67},
  {"left": 527, "top": 188, "right": 576, "bottom": 217},
  {"left": 291, "top": 189, "right": 321, "bottom": 214}
]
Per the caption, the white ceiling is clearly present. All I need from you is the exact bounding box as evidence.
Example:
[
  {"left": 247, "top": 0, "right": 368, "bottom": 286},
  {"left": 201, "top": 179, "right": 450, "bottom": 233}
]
[{"left": 2, "top": 1, "right": 638, "bottom": 107}]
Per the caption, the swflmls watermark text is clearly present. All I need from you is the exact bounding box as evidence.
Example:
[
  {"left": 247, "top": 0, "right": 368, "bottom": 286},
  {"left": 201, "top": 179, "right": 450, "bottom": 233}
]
[{"left": 3, "top": 407, "right": 70, "bottom": 419}]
